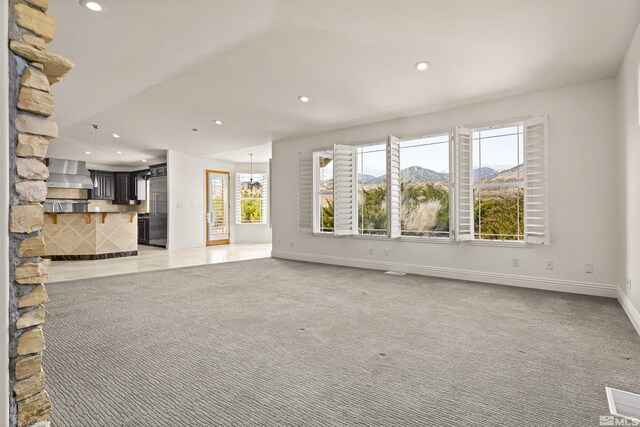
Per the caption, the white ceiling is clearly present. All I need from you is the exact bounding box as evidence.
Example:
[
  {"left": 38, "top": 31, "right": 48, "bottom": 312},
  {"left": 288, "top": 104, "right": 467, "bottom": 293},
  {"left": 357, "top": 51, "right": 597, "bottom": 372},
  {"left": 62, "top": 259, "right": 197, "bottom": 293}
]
[
  {"left": 205, "top": 142, "right": 272, "bottom": 164},
  {"left": 46, "top": 0, "right": 640, "bottom": 166}
]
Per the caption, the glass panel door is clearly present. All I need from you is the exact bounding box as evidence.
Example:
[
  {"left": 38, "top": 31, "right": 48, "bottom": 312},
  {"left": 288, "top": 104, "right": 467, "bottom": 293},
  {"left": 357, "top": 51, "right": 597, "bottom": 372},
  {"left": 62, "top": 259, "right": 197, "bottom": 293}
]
[{"left": 206, "top": 170, "right": 230, "bottom": 245}]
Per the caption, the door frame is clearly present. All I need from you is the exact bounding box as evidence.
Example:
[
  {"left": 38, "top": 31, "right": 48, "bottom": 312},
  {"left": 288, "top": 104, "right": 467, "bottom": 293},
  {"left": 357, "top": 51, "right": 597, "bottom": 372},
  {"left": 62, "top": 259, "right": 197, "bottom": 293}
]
[{"left": 205, "top": 169, "right": 230, "bottom": 246}]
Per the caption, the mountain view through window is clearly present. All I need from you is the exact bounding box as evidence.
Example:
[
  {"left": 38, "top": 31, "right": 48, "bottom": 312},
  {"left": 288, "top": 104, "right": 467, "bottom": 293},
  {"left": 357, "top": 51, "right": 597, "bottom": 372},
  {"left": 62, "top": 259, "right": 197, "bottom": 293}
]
[{"left": 316, "top": 126, "right": 525, "bottom": 240}]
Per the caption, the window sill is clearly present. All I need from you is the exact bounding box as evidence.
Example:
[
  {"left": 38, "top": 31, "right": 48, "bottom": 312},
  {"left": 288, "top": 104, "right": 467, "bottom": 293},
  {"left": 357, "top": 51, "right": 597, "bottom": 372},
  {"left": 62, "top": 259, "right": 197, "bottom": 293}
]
[
  {"left": 464, "top": 240, "right": 532, "bottom": 248},
  {"left": 399, "top": 236, "right": 454, "bottom": 244},
  {"left": 236, "top": 222, "right": 268, "bottom": 226},
  {"left": 311, "top": 233, "right": 532, "bottom": 248},
  {"left": 312, "top": 233, "right": 390, "bottom": 240},
  {"left": 312, "top": 233, "right": 454, "bottom": 244},
  {"left": 350, "top": 234, "right": 388, "bottom": 241},
  {"left": 312, "top": 232, "right": 336, "bottom": 238}
]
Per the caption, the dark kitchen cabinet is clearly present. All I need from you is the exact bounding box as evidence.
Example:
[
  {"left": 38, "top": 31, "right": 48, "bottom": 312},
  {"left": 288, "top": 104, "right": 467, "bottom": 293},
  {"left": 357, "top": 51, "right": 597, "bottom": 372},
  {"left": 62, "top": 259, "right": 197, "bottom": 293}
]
[
  {"left": 114, "top": 172, "right": 131, "bottom": 204},
  {"left": 89, "top": 170, "right": 115, "bottom": 201},
  {"left": 102, "top": 173, "right": 114, "bottom": 200},
  {"left": 90, "top": 170, "right": 145, "bottom": 204}
]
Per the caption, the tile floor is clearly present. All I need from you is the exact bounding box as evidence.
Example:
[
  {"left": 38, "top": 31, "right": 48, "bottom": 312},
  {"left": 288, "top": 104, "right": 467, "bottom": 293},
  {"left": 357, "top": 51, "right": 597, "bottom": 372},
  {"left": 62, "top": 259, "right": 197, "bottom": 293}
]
[{"left": 48, "top": 243, "right": 272, "bottom": 282}]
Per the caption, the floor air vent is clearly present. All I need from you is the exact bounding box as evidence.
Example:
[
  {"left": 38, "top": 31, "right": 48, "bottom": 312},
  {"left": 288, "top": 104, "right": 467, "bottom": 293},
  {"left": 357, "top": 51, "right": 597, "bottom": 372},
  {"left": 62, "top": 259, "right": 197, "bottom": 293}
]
[
  {"left": 385, "top": 271, "right": 406, "bottom": 276},
  {"left": 606, "top": 387, "right": 640, "bottom": 422}
]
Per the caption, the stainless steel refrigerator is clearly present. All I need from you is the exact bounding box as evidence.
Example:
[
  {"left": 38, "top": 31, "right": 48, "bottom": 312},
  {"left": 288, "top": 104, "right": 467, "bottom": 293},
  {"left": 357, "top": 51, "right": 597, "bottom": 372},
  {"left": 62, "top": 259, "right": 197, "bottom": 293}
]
[{"left": 149, "top": 176, "right": 167, "bottom": 247}]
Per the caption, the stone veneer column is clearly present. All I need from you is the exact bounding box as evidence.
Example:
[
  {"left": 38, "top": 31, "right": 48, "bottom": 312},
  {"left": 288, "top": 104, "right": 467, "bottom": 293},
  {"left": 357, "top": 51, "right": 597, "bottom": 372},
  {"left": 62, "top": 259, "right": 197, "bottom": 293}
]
[{"left": 6, "top": 1, "right": 74, "bottom": 426}]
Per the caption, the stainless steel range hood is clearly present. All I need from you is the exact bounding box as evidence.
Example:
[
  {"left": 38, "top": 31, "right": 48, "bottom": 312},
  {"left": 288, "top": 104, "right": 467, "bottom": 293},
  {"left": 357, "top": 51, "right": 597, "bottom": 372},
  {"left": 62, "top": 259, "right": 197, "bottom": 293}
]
[{"left": 46, "top": 158, "right": 94, "bottom": 189}]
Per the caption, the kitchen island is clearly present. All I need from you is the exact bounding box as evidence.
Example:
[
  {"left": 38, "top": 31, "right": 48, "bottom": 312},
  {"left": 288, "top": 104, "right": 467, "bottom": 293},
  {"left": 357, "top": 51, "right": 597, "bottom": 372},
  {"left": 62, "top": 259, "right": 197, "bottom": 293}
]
[{"left": 43, "top": 212, "right": 138, "bottom": 260}]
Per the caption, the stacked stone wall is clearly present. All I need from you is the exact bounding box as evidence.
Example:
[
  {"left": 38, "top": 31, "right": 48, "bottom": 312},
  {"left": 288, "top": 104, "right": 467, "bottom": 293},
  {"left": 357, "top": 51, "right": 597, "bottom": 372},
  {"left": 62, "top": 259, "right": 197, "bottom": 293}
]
[{"left": 6, "top": 1, "right": 74, "bottom": 425}]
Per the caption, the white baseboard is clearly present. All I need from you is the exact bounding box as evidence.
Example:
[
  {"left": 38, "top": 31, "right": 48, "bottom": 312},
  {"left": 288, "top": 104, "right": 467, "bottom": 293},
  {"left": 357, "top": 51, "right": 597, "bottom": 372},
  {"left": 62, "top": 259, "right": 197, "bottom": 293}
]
[
  {"left": 271, "top": 250, "right": 619, "bottom": 298},
  {"left": 618, "top": 289, "right": 640, "bottom": 337}
]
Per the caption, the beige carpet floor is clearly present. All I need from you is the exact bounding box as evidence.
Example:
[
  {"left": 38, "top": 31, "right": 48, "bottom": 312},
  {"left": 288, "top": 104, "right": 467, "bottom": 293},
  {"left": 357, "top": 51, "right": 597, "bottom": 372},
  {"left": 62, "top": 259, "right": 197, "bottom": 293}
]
[{"left": 43, "top": 258, "right": 640, "bottom": 426}]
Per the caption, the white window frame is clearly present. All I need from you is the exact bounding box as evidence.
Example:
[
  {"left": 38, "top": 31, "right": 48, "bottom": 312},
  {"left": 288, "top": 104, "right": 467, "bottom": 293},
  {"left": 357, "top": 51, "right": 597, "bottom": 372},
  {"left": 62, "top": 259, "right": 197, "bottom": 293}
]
[
  {"left": 469, "top": 120, "right": 525, "bottom": 242},
  {"left": 302, "top": 116, "right": 547, "bottom": 246},
  {"left": 354, "top": 141, "right": 388, "bottom": 237},
  {"left": 312, "top": 149, "right": 335, "bottom": 234},
  {"left": 397, "top": 131, "right": 453, "bottom": 241},
  {"left": 458, "top": 116, "right": 548, "bottom": 246},
  {"left": 235, "top": 171, "right": 268, "bottom": 225}
]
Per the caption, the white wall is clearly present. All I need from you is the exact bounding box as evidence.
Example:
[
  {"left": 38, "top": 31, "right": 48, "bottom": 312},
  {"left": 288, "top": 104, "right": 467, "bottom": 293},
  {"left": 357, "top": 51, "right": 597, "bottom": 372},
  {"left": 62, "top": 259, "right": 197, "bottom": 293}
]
[
  {"left": 272, "top": 79, "right": 620, "bottom": 298},
  {"left": 167, "top": 152, "right": 272, "bottom": 248},
  {"left": 233, "top": 162, "right": 272, "bottom": 243},
  {"left": 167, "top": 150, "right": 235, "bottom": 249},
  {"left": 617, "top": 21, "right": 640, "bottom": 334}
]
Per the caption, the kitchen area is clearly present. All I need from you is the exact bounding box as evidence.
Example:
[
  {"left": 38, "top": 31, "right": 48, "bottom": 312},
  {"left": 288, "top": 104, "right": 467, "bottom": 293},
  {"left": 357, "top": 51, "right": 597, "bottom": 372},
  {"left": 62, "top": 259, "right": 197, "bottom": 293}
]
[{"left": 43, "top": 158, "right": 168, "bottom": 260}]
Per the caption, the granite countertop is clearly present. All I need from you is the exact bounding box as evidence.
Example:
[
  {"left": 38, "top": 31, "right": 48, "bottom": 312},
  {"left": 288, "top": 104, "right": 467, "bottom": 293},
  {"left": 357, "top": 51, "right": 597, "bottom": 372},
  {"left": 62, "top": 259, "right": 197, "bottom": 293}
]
[{"left": 45, "top": 212, "right": 137, "bottom": 215}]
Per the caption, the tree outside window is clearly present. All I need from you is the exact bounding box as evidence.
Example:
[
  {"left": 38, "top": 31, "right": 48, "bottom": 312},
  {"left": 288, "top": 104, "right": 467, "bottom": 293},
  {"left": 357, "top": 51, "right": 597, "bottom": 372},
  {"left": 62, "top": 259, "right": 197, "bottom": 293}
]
[{"left": 236, "top": 172, "right": 267, "bottom": 224}]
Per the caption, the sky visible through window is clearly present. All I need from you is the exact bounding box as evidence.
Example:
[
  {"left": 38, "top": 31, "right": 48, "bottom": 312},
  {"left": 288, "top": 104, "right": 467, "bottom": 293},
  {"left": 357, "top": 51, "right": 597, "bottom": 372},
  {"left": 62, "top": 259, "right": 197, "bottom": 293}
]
[
  {"left": 472, "top": 125, "right": 524, "bottom": 172},
  {"left": 357, "top": 144, "right": 386, "bottom": 177},
  {"left": 327, "top": 127, "right": 524, "bottom": 179},
  {"left": 400, "top": 134, "right": 449, "bottom": 173}
]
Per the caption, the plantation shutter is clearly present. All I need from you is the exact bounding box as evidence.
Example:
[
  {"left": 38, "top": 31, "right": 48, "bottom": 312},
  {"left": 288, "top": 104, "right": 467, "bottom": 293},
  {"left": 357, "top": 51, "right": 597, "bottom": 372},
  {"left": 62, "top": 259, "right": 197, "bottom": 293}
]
[
  {"left": 261, "top": 172, "right": 268, "bottom": 225},
  {"left": 524, "top": 115, "right": 548, "bottom": 244},
  {"left": 268, "top": 159, "right": 272, "bottom": 228},
  {"left": 455, "top": 126, "right": 473, "bottom": 241},
  {"left": 235, "top": 173, "right": 241, "bottom": 224},
  {"left": 298, "top": 152, "right": 313, "bottom": 232},
  {"left": 332, "top": 144, "right": 357, "bottom": 236},
  {"left": 387, "top": 135, "right": 401, "bottom": 238}
]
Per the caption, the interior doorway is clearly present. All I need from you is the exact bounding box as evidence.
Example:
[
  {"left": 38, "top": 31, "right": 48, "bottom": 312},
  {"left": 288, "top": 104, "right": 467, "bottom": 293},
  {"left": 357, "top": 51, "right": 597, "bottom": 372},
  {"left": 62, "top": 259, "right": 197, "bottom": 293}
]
[{"left": 206, "top": 170, "right": 230, "bottom": 245}]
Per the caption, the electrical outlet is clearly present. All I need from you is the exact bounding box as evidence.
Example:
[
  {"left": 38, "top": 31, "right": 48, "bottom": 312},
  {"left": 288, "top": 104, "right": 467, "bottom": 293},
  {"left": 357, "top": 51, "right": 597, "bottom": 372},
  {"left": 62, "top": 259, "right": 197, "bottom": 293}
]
[
  {"left": 512, "top": 258, "right": 519, "bottom": 267},
  {"left": 369, "top": 248, "right": 373, "bottom": 255},
  {"left": 384, "top": 248, "right": 389, "bottom": 256},
  {"left": 627, "top": 279, "right": 632, "bottom": 291},
  {"left": 585, "top": 263, "right": 593, "bottom": 274},
  {"left": 546, "top": 261, "right": 554, "bottom": 271},
  {"left": 289, "top": 242, "right": 293, "bottom": 249}
]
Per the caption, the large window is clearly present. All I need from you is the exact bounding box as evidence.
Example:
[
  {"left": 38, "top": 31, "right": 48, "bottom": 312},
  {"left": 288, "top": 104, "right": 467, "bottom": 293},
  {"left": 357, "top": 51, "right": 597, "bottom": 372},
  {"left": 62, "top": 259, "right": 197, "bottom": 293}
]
[
  {"left": 471, "top": 123, "right": 524, "bottom": 240},
  {"left": 356, "top": 143, "right": 387, "bottom": 235},
  {"left": 302, "top": 116, "right": 547, "bottom": 244},
  {"left": 399, "top": 134, "right": 450, "bottom": 238},
  {"left": 236, "top": 172, "right": 268, "bottom": 224}
]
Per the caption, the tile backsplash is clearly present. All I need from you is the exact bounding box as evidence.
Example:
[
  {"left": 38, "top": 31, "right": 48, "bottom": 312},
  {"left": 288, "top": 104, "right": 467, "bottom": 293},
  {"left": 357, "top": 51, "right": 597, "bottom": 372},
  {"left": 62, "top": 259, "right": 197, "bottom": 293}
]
[
  {"left": 88, "top": 199, "right": 148, "bottom": 213},
  {"left": 47, "top": 188, "right": 88, "bottom": 199}
]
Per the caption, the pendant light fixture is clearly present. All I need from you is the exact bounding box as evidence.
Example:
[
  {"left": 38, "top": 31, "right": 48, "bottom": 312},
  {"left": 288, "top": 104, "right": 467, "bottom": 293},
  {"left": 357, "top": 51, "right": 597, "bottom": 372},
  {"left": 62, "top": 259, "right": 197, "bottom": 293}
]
[
  {"left": 249, "top": 153, "right": 254, "bottom": 193},
  {"left": 242, "top": 153, "right": 255, "bottom": 193},
  {"left": 92, "top": 124, "right": 99, "bottom": 188}
]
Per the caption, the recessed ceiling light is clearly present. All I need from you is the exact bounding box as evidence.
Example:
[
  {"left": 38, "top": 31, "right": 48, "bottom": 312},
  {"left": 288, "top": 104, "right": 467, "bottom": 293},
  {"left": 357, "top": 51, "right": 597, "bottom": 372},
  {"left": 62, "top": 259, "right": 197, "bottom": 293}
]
[
  {"left": 214, "top": 120, "right": 223, "bottom": 125},
  {"left": 414, "top": 61, "right": 431, "bottom": 71},
  {"left": 79, "top": 0, "right": 103, "bottom": 12},
  {"left": 115, "top": 151, "right": 122, "bottom": 154},
  {"left": 141, "top": 159, "right": 147, "bottom": 163},
  {"left": 85, "top": 151, "right": 91, "bottom": 155},
  {"left": 112, "top": 133, "right": 120, "bottom": 138},
  {"left": 298, "top": 95, "right": 310, "bottom": 103}
]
